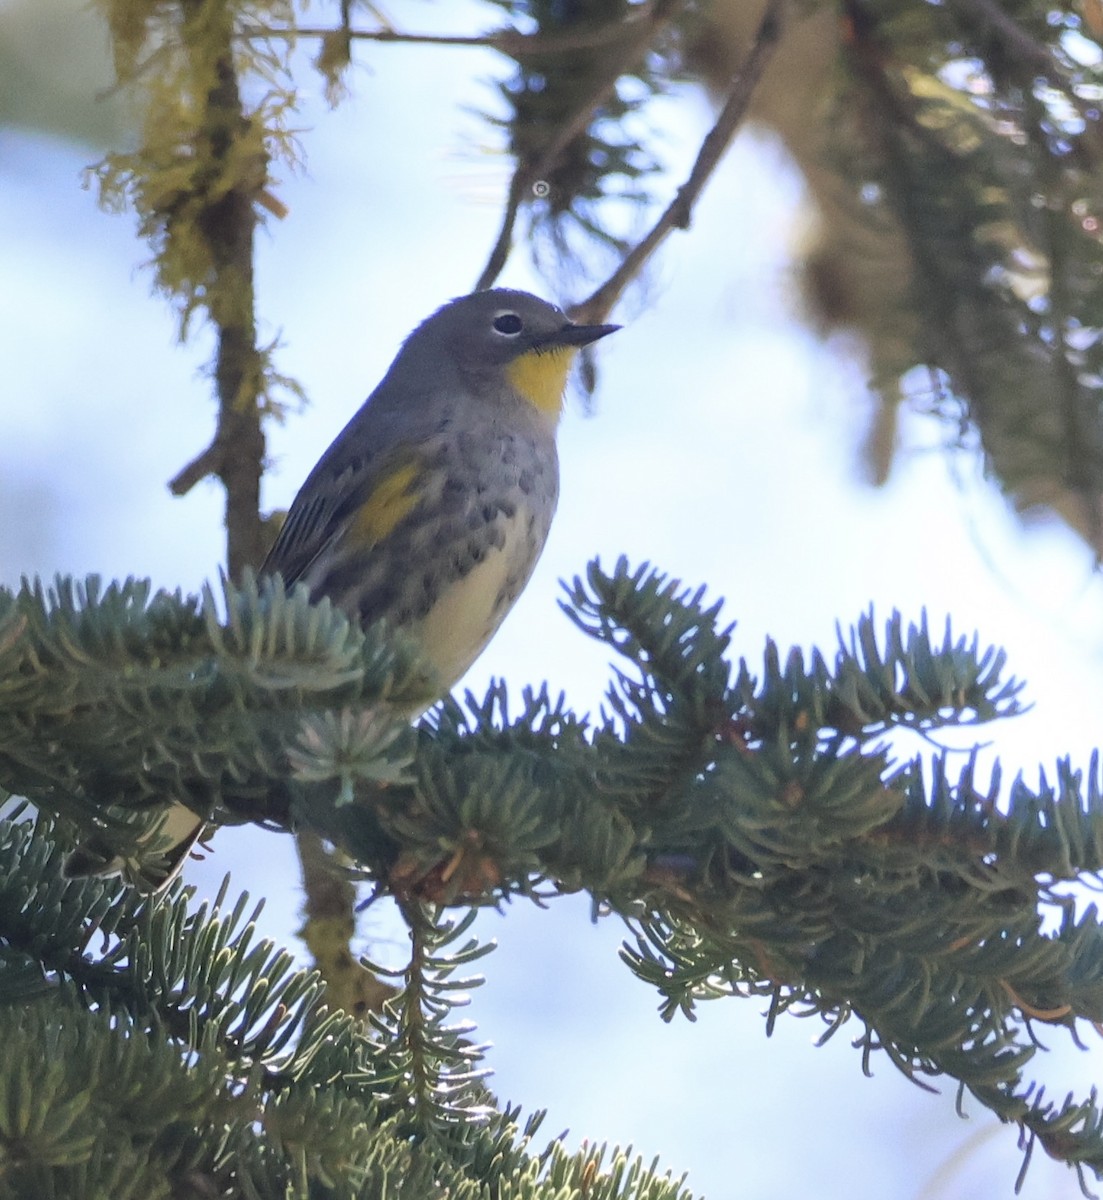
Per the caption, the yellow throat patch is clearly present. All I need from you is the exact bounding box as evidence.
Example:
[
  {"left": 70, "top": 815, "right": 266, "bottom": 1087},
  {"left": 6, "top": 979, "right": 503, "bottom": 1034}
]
[{"left": 506, "top": 346, "right": 578, "bottom": 418}]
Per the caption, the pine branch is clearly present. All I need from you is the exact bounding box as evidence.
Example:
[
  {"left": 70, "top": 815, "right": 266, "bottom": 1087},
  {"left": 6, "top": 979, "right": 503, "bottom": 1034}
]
[
  {"left": 4, "top": 559, "right": 1103, "bottom": 1185},
  {"left": 0, "top": 572, "right": 432, "bottom": 869},
  {"left": 0, "top": 816, "right": 344, "bottom": 1075},
  {"left": 366, "top": 904, "right": 496, "bottom": 1142},
  {"left": 0, "top": 812, "right": 698, "bottom": 1197}
]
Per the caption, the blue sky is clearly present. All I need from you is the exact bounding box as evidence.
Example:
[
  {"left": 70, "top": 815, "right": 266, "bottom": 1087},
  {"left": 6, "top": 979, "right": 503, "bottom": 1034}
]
[{"left": 4, "top": 4, "right": 1103, "bottom": 1195}]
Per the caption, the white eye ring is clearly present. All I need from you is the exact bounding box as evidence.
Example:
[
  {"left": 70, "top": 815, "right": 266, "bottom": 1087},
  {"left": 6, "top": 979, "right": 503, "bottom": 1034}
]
[{"left": 492, "top": 311, "right": 524, "bottom": 336}]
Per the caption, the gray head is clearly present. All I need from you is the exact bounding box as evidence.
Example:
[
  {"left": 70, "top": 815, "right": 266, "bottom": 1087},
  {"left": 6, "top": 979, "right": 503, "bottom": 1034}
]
[
  {"left": 403, "top": 288, "right": 618, "bottom": 372},
  {"left": 391, "top": 289, "right": 619, "bottom": 420}
]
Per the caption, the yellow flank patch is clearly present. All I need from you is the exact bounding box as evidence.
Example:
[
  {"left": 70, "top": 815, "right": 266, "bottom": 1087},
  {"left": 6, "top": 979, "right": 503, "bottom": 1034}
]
[
  {"left": 349, "top": 461, "right": 420, "bottom": 546},
  {"left": 506, "top": 346, "right": 578, "bottom": 417}
]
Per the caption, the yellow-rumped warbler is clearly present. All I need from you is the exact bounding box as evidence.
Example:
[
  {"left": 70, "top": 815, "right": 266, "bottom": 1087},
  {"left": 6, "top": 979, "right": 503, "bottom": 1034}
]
[{"left": 66, "top": 289, "right": 619, "bottom": 890}]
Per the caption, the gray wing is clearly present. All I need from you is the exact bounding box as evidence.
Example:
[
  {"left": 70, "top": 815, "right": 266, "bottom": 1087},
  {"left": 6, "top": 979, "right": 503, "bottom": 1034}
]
[
  {"left": 262, "top": 386, "right": 556, "bottom": 634},
  {"left": 262, "top": 440, "right": 412, "bottom": 589}
]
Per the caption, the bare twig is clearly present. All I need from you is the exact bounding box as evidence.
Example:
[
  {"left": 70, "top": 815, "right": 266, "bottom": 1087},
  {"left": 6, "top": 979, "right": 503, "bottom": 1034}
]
[
  {"left": 296, "top": 830, "right": 397, "bottom": 1019},
  {"left": 949, "top": 0, "right": 1059, "bottom": 71},
  {"left": 474, "top": 0, "right": 689, "bottom": 292},
  {"left": 477, "top": 173, "right": 530, "bottom": 294},
  {"left": 239, "top": 8, "right": 657, "bottom": 57},
  {"left": 573, "top": 0, "right": 787, "bottom": 324},
  {"left": 168, "top": 441, "right": 222, "bottom": 496}
]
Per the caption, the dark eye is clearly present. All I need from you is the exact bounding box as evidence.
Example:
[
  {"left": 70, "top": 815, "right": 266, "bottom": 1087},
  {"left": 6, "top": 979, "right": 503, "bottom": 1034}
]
[{"left": 492, "top": 311, "right": 524, "bottom": 336}]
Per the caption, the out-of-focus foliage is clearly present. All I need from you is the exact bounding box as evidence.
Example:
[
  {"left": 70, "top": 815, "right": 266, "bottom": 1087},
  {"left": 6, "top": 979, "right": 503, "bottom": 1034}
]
[
  {"left": 692, "top": 0, "right": 1103, "bottom": 551},
  {"left": 486, "top": 0, "right": 681, "bottom": 282}
]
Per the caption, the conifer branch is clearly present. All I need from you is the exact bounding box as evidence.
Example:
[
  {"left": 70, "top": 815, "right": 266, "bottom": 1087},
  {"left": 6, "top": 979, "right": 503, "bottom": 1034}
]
[
  {"left": 367, "top": 904, "right": 496, "bottom": 1140},
  {"left": 7, "top": 815, "right": 689, "bottom": 1195},
  {"left": 5, "top": 559, "right": 1103, "bottom": 1184}
]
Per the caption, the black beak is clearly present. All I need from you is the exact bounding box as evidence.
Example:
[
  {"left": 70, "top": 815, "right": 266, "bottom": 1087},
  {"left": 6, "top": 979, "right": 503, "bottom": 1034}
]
[{"left": 546, "top": 321, "right": 621, "bottom": 349}]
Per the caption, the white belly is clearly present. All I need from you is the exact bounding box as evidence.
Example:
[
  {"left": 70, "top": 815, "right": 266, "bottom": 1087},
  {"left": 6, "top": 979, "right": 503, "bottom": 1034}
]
[{"left": 416, "top": 514, "right": 533, "bottom": 691}]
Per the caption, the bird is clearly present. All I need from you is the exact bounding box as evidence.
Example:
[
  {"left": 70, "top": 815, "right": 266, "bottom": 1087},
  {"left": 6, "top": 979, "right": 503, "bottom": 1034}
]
[{"left": 65, "top": 288, "right": 620, "bottom": 891}]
